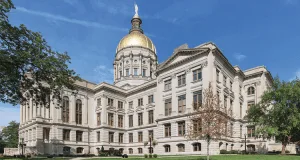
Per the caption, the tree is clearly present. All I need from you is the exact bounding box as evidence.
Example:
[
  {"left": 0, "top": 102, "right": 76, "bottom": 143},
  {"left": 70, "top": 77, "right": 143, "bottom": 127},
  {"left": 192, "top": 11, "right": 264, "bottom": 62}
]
[
  {"left": 246, "top": 77, "right": 300, "bottom": 154},
  {"left": 186, "top": 83, "right": 231, "bottom": 160},
  {"left": 1, "top": 121, "right": 19, "bottom": 148},
  {"left": 0, "top": 0, "right": 80, "bottom": 106}
]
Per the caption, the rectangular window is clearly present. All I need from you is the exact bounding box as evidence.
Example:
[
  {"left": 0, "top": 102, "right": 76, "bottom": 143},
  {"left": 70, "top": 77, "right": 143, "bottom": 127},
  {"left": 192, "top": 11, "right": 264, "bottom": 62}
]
[
  {"left": 165, "top": 145, "right": 171, "bottom": 152},
  {"left": 126, "top": 68, "right": 129, "bottom": 76},
  {"left": 148, "top": 110, "right": 154, "bottom": 124},
  {"left": 240, "top": 103, "right": 243, "bottom": 118},
  {"left": 129, "top": 101, "right": 133, "bottom": 109},
  {"left": 193, "top": 119, "right": 202, "bottom": 134},
  {"left": 138, "top": 98, "right": 143, "bottom": 106},
  {"left": 118, "top": 115, "right": 123, "bottom": 128},
  {"left": 164, "top": 124, "right": 171, "bottom": 137},
  {"left": 129, "top": 133, "right": 133, "bottom": 143},
  {"left": 165, "top": 99, "right": 172, "bottom": 116},
  {"left": 134, "top": 68, "right": 138, "bottom": 76},
  {"left": 109, "top": 132, "right": 114, "bottom": 143},
  {"left": 142, "top": 69, "right": 146, "bottom": 77},
  {"left": 76, "top": 131, "right": 83, "bottom": 142},
  {"left": 97, "top": 113, "right": 101, "bottom": 126},
  {"left": 247, "top": 126, "right": 255, "bottom": 138},
  {"left": 193, "top": 69, "right": 202, "bottom": 81},
  {"left": 138, "top": 148, "right": 143, "bottom": 154},
  {"left": 119, "top": 71, "right": 122, "bottom": 78},
  {"left": 138, "top": 113, "right": 143, "bottom": 126},
  {"left": 230, "top": 100, "right": 233, "bottom": 116},
  {"left": 63, "top": 129, "right": 70, "bottom": 141},
  {"left": 43, "top": 128, "right": 50, "bottom": 142},
  {"left": 223, "top": 75, "right": 227, "bottom": 86},
  {"left": 97, "top": 131, "right": 100, "bottom": 142},
  {"left": 97, "top": 98, "right": 101, "bottom": 107},
  {"left": 119, "top": 133, "right": 123, "bottom": 143},
  {"left": 224, "top": 96, "right": 227, "bottom": 112},
  {"left": 240, "top": 125, "right": 243, "bottom": 138},
  {"left": 178, "top": 95, "right": 186, "bottom": 114},
  {"left": 149, "top": 130, "right": 154, "bottom": 141},
  {"left": 118, "top": 101, "right": 123, "bottom": 109},
  {"left": 129, "top": 115, "right": 133, "bottom": 127},
  {"left": 138, "top": 132, "right": 143, "bottom": 142},
  {"left": 164, "top": 79, "right": 172, "bottom": 90},
  {"left": 193, "top": 91, "right": 202, "bottom": 109},
  {"left": 108, "top": 113, "right": 114, "bottom": 126},
  {"left": 178, "top": 74, "right": 186, "bottom": 86},
  {"left": 108, "top": 98, "right": 114, "bottom": 107},
  {"left": 216, "top": 69, "right": 220, "bottom": 82},
  {"left": 148, "top": 95, "right": 154, "bottom": 104},
  {"left": 178, "top": 121, "right": 185, "bottom": 136}
]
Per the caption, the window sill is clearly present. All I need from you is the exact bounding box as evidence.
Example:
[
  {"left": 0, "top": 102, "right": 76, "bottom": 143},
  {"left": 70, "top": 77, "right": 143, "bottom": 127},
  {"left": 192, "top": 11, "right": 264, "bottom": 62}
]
[
  {"left": 163, "top": 89, "right": 172, "bottom": 92},
  {"left": 177, "top": 84, "right": 186, "bottom": 88},
  {"left": 192, "top": 79, "right": 202, "bottom": 83}
]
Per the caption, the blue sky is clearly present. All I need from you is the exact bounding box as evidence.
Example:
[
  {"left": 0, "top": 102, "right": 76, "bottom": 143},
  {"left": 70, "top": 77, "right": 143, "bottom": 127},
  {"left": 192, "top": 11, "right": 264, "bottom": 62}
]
[{"left": 1, "top": 0, "right": 300, "bottom": 126}]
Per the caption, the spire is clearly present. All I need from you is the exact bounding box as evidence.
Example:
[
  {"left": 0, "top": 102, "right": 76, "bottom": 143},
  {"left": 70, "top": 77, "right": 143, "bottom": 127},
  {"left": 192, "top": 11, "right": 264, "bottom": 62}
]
[{"left": 130, "top": 3, "right": 143, "bottom": 34}]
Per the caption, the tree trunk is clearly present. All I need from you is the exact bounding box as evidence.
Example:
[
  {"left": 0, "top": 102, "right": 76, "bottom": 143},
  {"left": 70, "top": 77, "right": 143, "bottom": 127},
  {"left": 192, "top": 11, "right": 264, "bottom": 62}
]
[
  {"left": 281, "top": 142, "right": 287, "bottom": 155},
  {"left": 207, "top": 138, "right": 210, "bottom": 160}
]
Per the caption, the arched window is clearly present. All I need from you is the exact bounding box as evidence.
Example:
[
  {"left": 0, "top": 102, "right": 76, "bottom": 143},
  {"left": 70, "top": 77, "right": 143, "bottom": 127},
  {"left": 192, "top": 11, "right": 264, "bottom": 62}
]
[
  {"left": 247, "top": 87, "right": 255, "bottom": 95},
  {"left": 177, "top": 143, "right": 185, "bottom": 152},
  {"left": 164, "top": 144, "right": 171, "bottom": 152},
  {"left": 76, "top": 99, "right": 82, "bottom": 124},
  {"left": 138, "top": 148, "right": 143, "bottom": 154},
  {"left": 193, "top": 142, "right": 201, "bottom": 151},
  {"left": 129, "top": 148, "right": 133, "bottom": 154},
  {"left": 148, "top": 147, "right": 153, "bottom": 154},
  {"left": 76, "top": 147, "right": 83, "bottom": 154},
  {"left": 62, "top": 96, "right": 69, "bottom": 123},
  {"left": 119, "top": 148, "right": 124, "bottom": 154}
]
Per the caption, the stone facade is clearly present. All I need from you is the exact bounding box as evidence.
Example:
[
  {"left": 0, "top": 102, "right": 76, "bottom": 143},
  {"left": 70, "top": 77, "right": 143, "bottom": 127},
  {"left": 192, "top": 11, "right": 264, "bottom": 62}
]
[{"left": 18, "top": 12, "right": 276, "bottom": 156}]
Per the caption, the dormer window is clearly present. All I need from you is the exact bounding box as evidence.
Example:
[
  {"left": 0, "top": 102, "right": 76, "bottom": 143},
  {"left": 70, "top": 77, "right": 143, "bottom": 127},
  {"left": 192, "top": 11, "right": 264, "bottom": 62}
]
[{"left": 248, "top": 87, "right": 255, "bottom": 95}]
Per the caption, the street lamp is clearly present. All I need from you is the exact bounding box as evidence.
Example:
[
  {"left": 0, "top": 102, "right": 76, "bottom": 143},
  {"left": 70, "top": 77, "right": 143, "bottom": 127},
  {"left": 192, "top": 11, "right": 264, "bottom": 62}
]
[
  {"left": 244, "top": 134, "right": 247, "bottom": 154},
  {"left": 19, "top": 138, "right": 26, "bottom": 156},
  {"left": 149, "top": 135, "right": 152, "bottom": 154}
]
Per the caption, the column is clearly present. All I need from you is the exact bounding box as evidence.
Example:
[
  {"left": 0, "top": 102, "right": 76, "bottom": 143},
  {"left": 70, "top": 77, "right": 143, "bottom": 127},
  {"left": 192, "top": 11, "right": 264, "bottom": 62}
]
[
  {"left": 29, "top": 98, "right": 32, "bottom": 121},
  {"left": 33, "top": 102, "right": 36, "bottom": 119},
  {"left": 23, "top": 103, "right": 26, "bottom": 123},
  {"left": 36, "top": 103, "right": 40, "bottom": 117},
  {"left": 101, "top": 96, "right": 107, "bottom": 125},
  {"left": 70, "top": 95, "right": 76, "bottom": 124},
  {"left": 20, "top": 105, "right": 23, "bottom": 124},
  {"left": 83, "top": 96, "right": 88, "bottom": 125},
  {"left": 41, "top": 104, "right": 45, "bottom": 118}
]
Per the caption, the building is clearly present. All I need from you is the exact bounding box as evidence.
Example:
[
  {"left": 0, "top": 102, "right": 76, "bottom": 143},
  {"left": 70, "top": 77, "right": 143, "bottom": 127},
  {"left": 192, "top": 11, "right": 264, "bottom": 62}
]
[{"left": 18, "top": 6, "right": 274, "bottom": 156}]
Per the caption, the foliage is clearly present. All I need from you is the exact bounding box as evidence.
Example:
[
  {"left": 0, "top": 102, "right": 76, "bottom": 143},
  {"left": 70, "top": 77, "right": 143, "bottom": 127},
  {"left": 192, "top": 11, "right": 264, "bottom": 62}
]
[
  {"left": 246, "top": 77, "right": 300, "bottom": 154},
  {"left": 153, "top": 154, "right": 158, "bottom": 158},
  {"left": 144, "top": 141, "right": 148, "bottom": 146},
  {"left": 152, "top": 139, "right": 158, "bottom": 146},
  {"left": 149, "top": 154, "right": 153, "bottom": 158},
  {"left": 144, "top": 154, "right": 148, "bottom": 158},
  {"left": 186, "top": 83, "right": 232, "bottom": 160},
  {"left": 220, "top": 149, "right": 239, "bottom": 154},
  {"left": 101, "top": 146, "right": 104, "bottom": 152},
  {"left": 0, "top": 0, "right": 80, "bottom": 106},
  {"left": 1, "top": 121, "right": 19, "bottom": 148}
]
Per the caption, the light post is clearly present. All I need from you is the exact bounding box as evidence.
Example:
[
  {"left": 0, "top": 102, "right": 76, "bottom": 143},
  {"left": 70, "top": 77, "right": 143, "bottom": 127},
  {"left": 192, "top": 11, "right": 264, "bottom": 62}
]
[
  {"left": 19, "top": 138, "right": 26, "bottom": 156},
  {"left": 244, "top": 134, "right": 247, "bottom": 154},
  {"left": 149, "top": 135, "right": 152, "bottom": 154}
]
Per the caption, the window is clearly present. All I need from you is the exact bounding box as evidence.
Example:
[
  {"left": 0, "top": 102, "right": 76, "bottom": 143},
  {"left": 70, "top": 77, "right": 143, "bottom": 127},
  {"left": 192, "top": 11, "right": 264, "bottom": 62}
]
[
  {"left": 193, "top": 119, "right": 202, "bottom": 134},
  {"left": 240, "top": 103, "right": 242, "bottom": 118},
  {"left": 97, "top": 113, "right": 101, "bottom": 126},
  {"left": 138, "top": 98, "right": 143, "bottom": 106},
  {"left": 62, "top": 96, "right": 69, "bottom": 123},
  {"left": 178, "top": 74, "right": 186, "bottom": 86},
  {"left": 247, "top": 102, "right": 255, "bottom": 111},
  {"left": 148, "top": 110, "right": 154, "bottom": 124},
  {"left": 178, "top": 121, "right": 185, "bottom": 136},
  {"left": 97, "top": 131, "right": 100, "bottom": 142},
  {"left": 178, "top": 95, "right": 186, "bottom": 114},
  {"left": 129, "top": 101, "right": 133, "bottom": 109},
  {"left": 129, "top": 148, "right": 133, "bottom": 154},
  {"left": 231, "top": 123, "right": 233, "bottom": 137},
  {"left": 193, "top": 143, "right": 201, "bottom": 151},
  {"left": 223, "top": 75, "right": 227, "bottom": 86},
  {"left": 126, "top": 68, "right": 129, "bottom": 76},
  {"left": 164, "top": 124, "right": 171, "bottom": 137},
  {"left": 224, "top": 96, "right": 227, "bottom": 112},
  {"left": 43, "top": 128, "right": 50, "bottom": 142},
  {"left": 138, "top": 148, "right": 143, "bottom": 154},
  {"left": 138, "top": 113, "right": 143, "bottom": 126},
  {"left": 108, "top": 113, "right": 114, "bottom": 126},
  {"left": 76, "top": 99, "right": 82, "bottom": 124},
  {"left": 240, "top": 125, "right": 243, "bottom": 138},
  {"left": 149, "top": 147, "right": 153, "bottom": 154},
  {"left": 134, "top": 68, "right": 138, "bottom": 76},
  {"left": 119, "top": 133, "right": 123, "bottom": 143},
  {"left": 178, "top": 144, "right": 185, "bottom": 152},
  {"left": 119, "top": 148, "right": 124, "bottom": 154},
  {"left": 247, "top": 126, "right": 255, "bottom": 138},
  {"left": 216, "top": 69, "right": 220, "bottom": 82},
  {"left": 63, "top": 129, "right": 70, "bottom": 141},
  {"left": 149, "top": 130, "right": 154, "bottom": 140},
  {"left": 97, "top": 98, "right": 101, "bottom": 107},
  {"left": 230, "top": 81, "right": 233, "bottom": 90},
  {"left": 193, "top": 69, "right": 202, "bottom": 81},
  {"left": 119, "top": 71, "right": 122, "bottom": 78},
  {"left": 248, "top": 87, "right": 255, "bottom": 95},
  {"left": 230, "top": 100, "right": 233, "bottom": 116},
  {"left": 193, "top": 91, "right": 202, "bottom": 109},
  {"left": 108, "top": 98, "right": 114, "bottom": 107},
  {"left": 118, "top": 101, "right": 123, "bottom": 109},
  {"left": 63, "top": 146, "right": 71, "bottom": 154},
  {"left": 138, "top": 132, "right": 143, "bottom": 142},
  {"left": 109, "top": 132, "right": 114, "bottom": 143},
  {"left": 76, "top": 131, "right": 83, "bottom": 142},
  {"left": 217, "top": 91, "right": 220, "bottom": 106},
  {"left": 77, "top": 147, "right": 83, "bottom": 154},
  {"left": 129, "top": 133, "right": 133, "bottom": 143},
  {"left": 148, "top": 95, "right": 154, "bottom": 104},
  {"left": 164, "top": 79, "right": 172, "bottom": 90},
  {"left": 164, "top": 145, "right": 171, "bottom": 152},
  {"left": 142, "top": 69, "right": 146, "bottom": 76},
  {"left": 129, "top": 115, "right": 133, "bottom": 127},
  {"left": 118, "top": 115, "right": 123, "bottom": 128},
  {"left": 165, "top": 99, "right": 172, "bottom": 116}
]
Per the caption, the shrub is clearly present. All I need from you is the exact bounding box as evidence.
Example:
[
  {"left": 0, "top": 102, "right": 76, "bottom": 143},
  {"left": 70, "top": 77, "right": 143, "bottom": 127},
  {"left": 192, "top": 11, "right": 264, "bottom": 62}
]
[
  {"left": 153, "top": 154, "right": 157, "bottom": 158},
  {"left": 230, "top": 150, "right": 238, "bottom": 154},
  {"left": 220, "top": 149, "right": 227, "bottom": 154},
  {"left": 149, "top": 154, "right": 153, "bottom": 158},
  {"left": 144, "top": 154, "right": 148, "bottom": 158},
  {"left": 285, "top": 150, "right": 290, "bottom": 154}
]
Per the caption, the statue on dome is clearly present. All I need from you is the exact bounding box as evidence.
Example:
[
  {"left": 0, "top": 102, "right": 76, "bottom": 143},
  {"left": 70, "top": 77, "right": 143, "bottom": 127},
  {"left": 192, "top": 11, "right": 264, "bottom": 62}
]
[{"left": 134, "top": 3, "right": 138, "bottom": 16}]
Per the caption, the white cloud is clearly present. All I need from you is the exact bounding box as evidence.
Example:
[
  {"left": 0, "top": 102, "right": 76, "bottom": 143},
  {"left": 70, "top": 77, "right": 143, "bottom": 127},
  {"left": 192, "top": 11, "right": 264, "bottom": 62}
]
[
  {"left": 15, "top": 6, "right": 128, "bottom": 32},
  {"left": 234, "top": 53, "right": 247, "bottom": 62},
  {"left": 289, "top": 69, "right": 300, "bottom": 81},
  {"left": 93, "top": 65, "right": 114, "bottom": 84}
]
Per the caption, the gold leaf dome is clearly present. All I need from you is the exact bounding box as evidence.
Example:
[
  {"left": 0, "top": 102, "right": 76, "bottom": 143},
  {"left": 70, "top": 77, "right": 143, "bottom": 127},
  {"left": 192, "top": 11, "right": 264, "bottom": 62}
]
[{"left": 116, "top": 31, "right": 156, "bottom": 53}]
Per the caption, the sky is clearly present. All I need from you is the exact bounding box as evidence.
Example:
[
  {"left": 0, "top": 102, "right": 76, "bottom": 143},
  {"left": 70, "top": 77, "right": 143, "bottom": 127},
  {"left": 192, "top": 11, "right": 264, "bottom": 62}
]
[{"left": 1, "top": 0, "right": 300, "bottom": 126}]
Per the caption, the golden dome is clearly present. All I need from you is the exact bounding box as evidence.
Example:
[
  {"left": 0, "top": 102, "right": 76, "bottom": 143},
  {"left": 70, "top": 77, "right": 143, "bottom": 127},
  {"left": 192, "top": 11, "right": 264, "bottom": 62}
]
[{"left": 116, "top": 31, "right": 156, "bottom": 53}]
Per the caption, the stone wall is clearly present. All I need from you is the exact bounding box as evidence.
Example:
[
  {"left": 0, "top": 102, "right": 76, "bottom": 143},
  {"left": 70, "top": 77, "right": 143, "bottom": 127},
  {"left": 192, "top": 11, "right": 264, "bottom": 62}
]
[
  {"left": 268, "top": 143, "right": 296, "bottom": 154},
  {"left": 4, "top": 148, "right": 19, "bottom": 156}
]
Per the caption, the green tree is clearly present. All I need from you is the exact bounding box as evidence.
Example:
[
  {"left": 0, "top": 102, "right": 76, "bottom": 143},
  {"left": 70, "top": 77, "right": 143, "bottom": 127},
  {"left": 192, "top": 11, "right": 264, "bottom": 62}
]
[
  {"left": 247, "top": 77, "right": 300, "bottom": 154},
  {"left": 1, "top": 121, "right": 19, "bottom": 148},
  {"left": 0, "top": 0, "right": 80, "bottom": 106}
]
